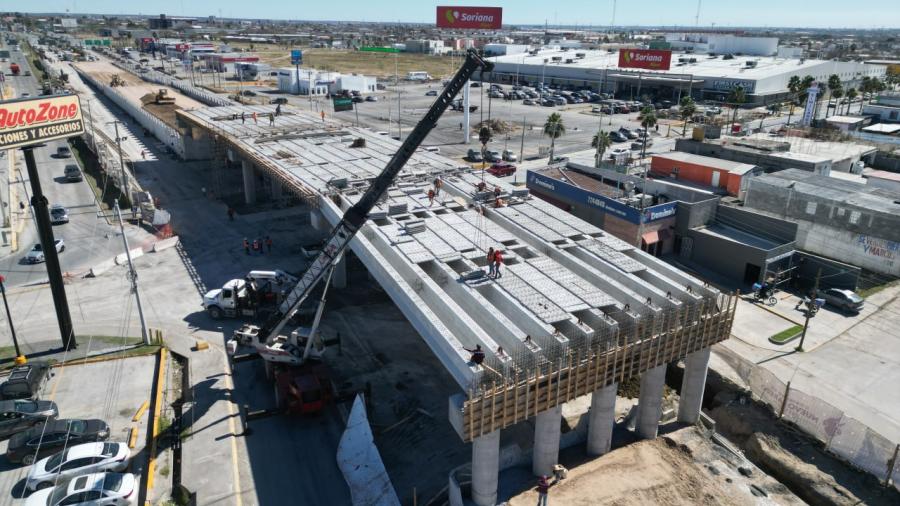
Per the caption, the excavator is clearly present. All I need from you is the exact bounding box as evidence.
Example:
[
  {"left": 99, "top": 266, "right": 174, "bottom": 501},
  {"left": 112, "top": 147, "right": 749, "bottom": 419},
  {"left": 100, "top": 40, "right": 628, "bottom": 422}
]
[{"left": 230, "top": 49, "right": 493, "bottom": 413}]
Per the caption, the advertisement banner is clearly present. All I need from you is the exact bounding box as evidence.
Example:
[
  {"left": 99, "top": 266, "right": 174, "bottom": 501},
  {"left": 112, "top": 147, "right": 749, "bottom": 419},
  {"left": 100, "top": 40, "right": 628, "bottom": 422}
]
[
  {"left": 800, "top": 83, "right": 819, "bottom": 127},
  {"left": 0, "top": 95, "right": 85, "bottom": 151},
  {"left": 290, "top": 49, "right": 302, "bottom": 66},
  {"left": 618, "top": 49, "right": 672, "bottom": 71},
  {"left": 436, "top": 6, "right": 503, "bottom": 30}
]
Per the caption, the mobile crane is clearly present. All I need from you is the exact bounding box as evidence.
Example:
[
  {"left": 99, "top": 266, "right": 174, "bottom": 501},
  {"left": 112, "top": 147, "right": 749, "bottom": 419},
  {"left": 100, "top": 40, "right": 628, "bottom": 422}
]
[{"left": 230, "top": 50, "right": 493, "bottom": 412}]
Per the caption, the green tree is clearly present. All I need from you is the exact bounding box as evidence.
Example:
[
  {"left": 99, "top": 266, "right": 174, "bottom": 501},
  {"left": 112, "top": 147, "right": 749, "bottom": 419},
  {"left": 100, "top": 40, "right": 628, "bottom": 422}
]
[
  {"left": 638, "top": 106, "right": 657, "bottom": 159},
  {"left": 679, "top": 96, "right": 697, "bottom": 136},
  {"left": 826, "top": 74, "right": 843, "bottom": 118},
  {"left": 845, "top": 88, "right": 857, "bottom": 115},
  {"left": 727, "top": 85, "right": 746, "bottom": 128},
  {"left": 786, "top": 75, "right": 801, "bottom": 125},
  {"left": 592, "top": 130, "right": 612, "bottom": 167},
  {"left": 543, "top": 113, "right": 565, "bottom": 161},
  {"left": 860, "top": 76, "right": 873, "bottom": 103}
]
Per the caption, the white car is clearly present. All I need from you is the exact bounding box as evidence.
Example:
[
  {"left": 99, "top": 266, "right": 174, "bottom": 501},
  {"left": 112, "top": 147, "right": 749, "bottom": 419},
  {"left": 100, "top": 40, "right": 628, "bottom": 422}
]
[
  {"left": 24, "top": 239, "right": 65, "bottom": 264},
  {"left": 609, "top": 147, "right": 631, "bottom": 157},
  {"left": 26, "top": 442, "right": 130, "bottom": 491},
  {"left": 26, "top": 472, "right": 137, "bottom": 506}
]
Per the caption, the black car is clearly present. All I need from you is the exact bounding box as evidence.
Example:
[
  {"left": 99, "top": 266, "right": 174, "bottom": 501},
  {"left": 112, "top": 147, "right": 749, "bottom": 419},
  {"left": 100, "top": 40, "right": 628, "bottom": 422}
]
[
  {"left": 269, "top": 97, "right": 288, "bottom": 105},
  {"left": 609, "top": 131, "right": 629, "bottom": 143},
  {"left": 7, "top": 418, "right": 110, "bottom": 464},
  {"left": 0, "top": 361, "right": 51, "bottom": 400},
  {"left": 0, "top": 399, "right": 58, "bottom": 438}
]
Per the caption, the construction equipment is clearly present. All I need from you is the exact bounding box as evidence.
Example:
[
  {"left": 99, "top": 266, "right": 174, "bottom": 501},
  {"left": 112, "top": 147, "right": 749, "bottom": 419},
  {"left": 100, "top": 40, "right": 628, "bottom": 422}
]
[
  {"left": 230, "top": 49, "right": 492, "bottom": 411},
  {"left": 154, "top": 88, "right": 176, "bottom": 105},
  {"left": 109, "top": 74, "right": 125, "bottom": 87}
]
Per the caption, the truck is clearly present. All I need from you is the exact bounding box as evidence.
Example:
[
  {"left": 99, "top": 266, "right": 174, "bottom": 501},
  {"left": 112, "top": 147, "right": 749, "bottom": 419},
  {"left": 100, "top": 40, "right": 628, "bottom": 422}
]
[
  {"left": 229, "top": 50, "right": 493, "bottom": 415},
  {"left": 202, "top": 270, "right": 297, "bottom": 319},
  {"left": 10, "top": 63, "right": 20, "bottom": 75}
]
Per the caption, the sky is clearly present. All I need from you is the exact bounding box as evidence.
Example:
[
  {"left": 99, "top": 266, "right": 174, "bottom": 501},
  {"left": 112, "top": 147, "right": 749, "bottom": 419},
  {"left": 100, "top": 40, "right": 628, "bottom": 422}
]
[{"left": 11, "top": 0, "right": 900, "bottom": 29}]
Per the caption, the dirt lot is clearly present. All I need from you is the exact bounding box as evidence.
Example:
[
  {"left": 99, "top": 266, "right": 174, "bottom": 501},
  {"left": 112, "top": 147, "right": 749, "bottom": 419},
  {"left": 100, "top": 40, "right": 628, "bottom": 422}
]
[{"left": 246, "top": 46, "right": 457, "bottom": 80}]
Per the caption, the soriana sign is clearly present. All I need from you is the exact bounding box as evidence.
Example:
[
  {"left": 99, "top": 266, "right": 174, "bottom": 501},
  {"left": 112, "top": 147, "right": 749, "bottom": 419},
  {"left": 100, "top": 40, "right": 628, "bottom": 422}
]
[
  {"left": 437, "top": 6, "right": 503, "bottom": 29},
  {"left": 618, "top": 49, "right": 672, "bottom": 71},
  {"left": 0, "top": 95, "right": 85, "bottom": 150}
]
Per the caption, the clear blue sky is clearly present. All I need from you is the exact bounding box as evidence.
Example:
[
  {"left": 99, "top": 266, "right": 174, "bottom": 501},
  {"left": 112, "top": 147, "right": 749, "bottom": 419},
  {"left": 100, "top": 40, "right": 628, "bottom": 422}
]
[{"left": 15, "top": 0, "right": 900, "bottom": 28}]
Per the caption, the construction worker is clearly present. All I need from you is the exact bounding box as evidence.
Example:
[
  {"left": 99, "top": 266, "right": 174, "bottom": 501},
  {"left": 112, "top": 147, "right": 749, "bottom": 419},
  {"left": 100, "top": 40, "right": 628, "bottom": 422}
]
[
  {"left": 463, "top": 344, "right": 485, "bottom": 365},
  {"left": 241, "top": 112, "right": 246, "bottom": 124},
  {"left": 227, "top": 207, "right": 235, "bottom": 221},
  {"left": 252, "top": 111, "right": 258, "bottom": 124},
  {"left": 140, "top": 150, "right": 146, "bottom": 160},
  {"left": 427, "top": 188, "right": 435, "bottom": 206},
  {"left": 493, "top": 249, "right": 504, "bottom": 278},
  {"left": 275, "top": 104, "right": 282, "bottom": 116},
  {"left": 243, "top": 238, "right": 250, "bottom": 255},
  {"left": 252, "top": 238, "right": 260, "bottom": 254},
  {"left": 536, "top": 475, "right": 557, "bottom": 506},
  {"left": 434, "top": 177, "right": 443, "bottom": 196},
  {"left": 265, "top": 236, "right": 273, "bottom": 253},
  {"left": 486, "top": 247, "right": 496, "bottom": 277},
  {"left": 494, "top": 186, "right": 502, "bottom": 199},
  {"left": 269, "top": 113, "right": 275, "bottom": 126}
]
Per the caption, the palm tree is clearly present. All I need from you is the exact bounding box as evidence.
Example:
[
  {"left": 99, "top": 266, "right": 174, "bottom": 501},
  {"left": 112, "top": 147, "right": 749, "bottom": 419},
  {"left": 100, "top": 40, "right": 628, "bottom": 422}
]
[
  {"left": 860, "top": 76, "right": 872, "bottom": 104},
  {"left": 543, "top": 113, "right": 565, "bottom": 161},
  {"left": 592, "top": 130, "right": 612, "bottom": 167},
  {"left": 786, "top": 75, "right": 801, "bottom": 126},
  {"left": 679, "top": 96, "right": 697, "bottom": 136},
  {"left": 727, "top": 85, "right": 746, "bottom": 128},
  {"left": 844, "top": 88, "right": 857, "bottom": 115},
  {"left": 638, "top": 106, "right": 657, "bottom": 159},
  {"left": 826, "top": 74, "right": 842, "bottom": 118},
  {"left": 478, "top": 125, "right": 492, "bottom": 170}
]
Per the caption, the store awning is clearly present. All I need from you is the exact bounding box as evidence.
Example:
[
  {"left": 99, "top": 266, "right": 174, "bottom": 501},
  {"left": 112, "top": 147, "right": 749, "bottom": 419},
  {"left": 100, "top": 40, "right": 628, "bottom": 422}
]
[{"left": 642, "top": 230, "right": 660, "bottom": 245}]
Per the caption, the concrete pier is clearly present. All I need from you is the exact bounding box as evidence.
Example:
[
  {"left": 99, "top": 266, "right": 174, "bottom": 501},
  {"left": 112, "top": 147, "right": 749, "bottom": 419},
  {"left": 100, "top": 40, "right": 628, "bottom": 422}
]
[
  {"left": 532, "top": 405, "right": 562, "bottom": 477},
  {"left": 678, "top": 347, "right": 711, "bottom": 424},
  {"left": 241, "top": 160, "right": 257, "bottom": 204},
  {"left": 637, "top": 364, "right": 666, "bottom": 439},
  {"left": 471, "top": 430, "right": 500, "bottom": 506},
  {"left": 586, "top": 383, "right": 617, "bottom": 456}
]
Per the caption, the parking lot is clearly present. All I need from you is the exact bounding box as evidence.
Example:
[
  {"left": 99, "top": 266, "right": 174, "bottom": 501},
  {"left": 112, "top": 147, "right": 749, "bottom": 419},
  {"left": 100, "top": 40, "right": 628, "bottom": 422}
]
[{"left": 0, "top": 356, "right": 155, "bottom": 505}]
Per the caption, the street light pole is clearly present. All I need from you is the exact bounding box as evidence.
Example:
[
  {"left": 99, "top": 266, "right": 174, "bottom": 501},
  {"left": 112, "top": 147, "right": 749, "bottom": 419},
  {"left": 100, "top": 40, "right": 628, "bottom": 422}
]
[
  {"left": 114, "top": 201, "right": 150, "bottom": 345},
  {"left": 796, "top": 268, "right": 822, "bottom": 352},
  {"left": 0, "top": 275, "right": 25, "bottom": 364}
]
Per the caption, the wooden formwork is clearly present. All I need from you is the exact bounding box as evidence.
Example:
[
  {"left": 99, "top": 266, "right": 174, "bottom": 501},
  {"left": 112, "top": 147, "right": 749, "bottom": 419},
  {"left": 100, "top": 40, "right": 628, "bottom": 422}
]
[{"left": 461, "top": 293, "right": 737, "bottom": 442}]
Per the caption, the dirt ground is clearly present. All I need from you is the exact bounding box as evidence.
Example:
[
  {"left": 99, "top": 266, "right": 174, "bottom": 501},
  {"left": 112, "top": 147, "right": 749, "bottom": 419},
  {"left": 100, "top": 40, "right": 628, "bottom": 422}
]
[
  {"left": 504, "top": 427, "right": 802, "bottom": 506},
  {"left": 243, "top": 46, "right": 457, "bottom": 80}
]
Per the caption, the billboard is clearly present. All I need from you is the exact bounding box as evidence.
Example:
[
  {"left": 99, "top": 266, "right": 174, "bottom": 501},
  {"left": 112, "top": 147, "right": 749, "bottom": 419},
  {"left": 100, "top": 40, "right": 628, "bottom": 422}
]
[
  {"left": 618, "top": 49, "right": 672, "bottom": 71},
  {"left": 0, "top": 95, "right": 85, "bottom": 151},
  {"left": 800, "top": 83, "right": 820, "bottom": 127},
  {"left": 436, "top": 6, "right": 503, "bottom": 29},
  {"left": 290, "top": 49, "right": 302, "bottom": 65}
]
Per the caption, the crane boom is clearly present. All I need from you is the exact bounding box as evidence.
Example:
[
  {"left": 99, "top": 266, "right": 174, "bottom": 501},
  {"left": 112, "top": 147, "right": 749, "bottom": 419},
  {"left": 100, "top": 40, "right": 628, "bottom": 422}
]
[{"left": 259, "top": 49, "right": 493, "bottom": 341}]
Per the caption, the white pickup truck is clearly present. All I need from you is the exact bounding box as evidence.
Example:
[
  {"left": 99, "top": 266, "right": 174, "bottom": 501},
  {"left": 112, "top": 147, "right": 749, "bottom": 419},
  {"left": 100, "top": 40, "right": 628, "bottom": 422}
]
[{"left": 202, "top": 270, "right": 297, "bottom": 319}]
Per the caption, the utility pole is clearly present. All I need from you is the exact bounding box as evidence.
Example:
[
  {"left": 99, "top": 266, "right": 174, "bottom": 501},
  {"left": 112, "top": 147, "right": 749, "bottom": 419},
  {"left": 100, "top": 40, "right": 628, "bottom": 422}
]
[
  {"left": 518, "top": 115, "right": 526, "bottom": 184},
  {"left": 114, "top": 201, "right": 149, "bottom": 345},
  {"left": 0, "top": 275, "right": 25, "bottom": 364},
  {"left": 796, "top": 268, "right": 822, "bottom": 352},
  {"left": 109, "top": 121, "right": 129, "bottom": 202},
  {"left": 85, "top": 99, "right": 97, "bottom": 152},
  {"left": 21, "top": 146, "right": 76, "bottom": 350},
  {"left": 396, "top": 51, "right": 402, "bottom": 141}
]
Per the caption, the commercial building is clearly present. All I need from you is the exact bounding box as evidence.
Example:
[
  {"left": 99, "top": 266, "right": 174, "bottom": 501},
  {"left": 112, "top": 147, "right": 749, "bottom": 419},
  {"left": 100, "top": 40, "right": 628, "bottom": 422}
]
[
  {"left": 487, "top": 49, "right": 885, "bottom": 106},
  {"left": 650, "top": 152, "right": 761, "bottom": 200},
  {"left": 864, "top": 169, "right": 900, "bottom": 193},
  {"left": 483, "top": 43, "right": 529, "bottom": 56},
  {"left": 863, "top": 92, "right": 900, "bottom": 122},
  {"left": 404, "top": 39, "right": 447, "bottom": 54},
  {"left": 824, "top": 115, "right": 870, "bottom": 132},
  {"left": 277, "top": 68, "right": 377, "bottom": 96},
  {"left": 147, "top": 14, "right": 196, "bottom": 30},
  {"left": 663, "top": 33, "right": 779, "bottom": 56},
  {"left": 744, "top": 168, "right": 900, "bottom": 276}
]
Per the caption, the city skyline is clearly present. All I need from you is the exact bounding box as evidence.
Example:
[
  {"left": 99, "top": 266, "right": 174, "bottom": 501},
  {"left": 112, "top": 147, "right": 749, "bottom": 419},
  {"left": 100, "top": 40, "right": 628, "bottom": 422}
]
[{"left": 8, "top": 0, "right": 900, "bottom": 29}]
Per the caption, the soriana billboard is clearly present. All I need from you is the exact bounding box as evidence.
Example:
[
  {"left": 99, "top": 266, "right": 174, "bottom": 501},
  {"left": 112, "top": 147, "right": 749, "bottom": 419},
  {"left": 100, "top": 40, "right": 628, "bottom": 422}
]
[
  {"left": 437, "top": 6, "right": 503, "bottom": 29},
  {"left": 618, "top": 49, "right": 672, "bottom": 71},
  {"left": 0, "top": 95, "right": 85, "bottom": 150}
]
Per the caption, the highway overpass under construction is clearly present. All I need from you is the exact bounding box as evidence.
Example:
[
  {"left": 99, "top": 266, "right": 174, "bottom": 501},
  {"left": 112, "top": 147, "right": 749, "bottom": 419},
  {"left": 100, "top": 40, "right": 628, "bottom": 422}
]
[{"left": 176, "top": 104, "right": 735, "bottom": 506}]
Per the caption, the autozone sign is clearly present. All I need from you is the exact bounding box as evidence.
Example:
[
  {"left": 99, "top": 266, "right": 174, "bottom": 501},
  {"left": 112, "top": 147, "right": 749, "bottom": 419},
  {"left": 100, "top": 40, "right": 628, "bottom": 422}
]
[
  {"left": 0, "top": 95, "right": 85, "bottom": 150},
  {"left": 436, "top": 6, "right": 503, "bottom": 29},
  {"left": 618, "top": 49, "right": 672, "bottom": 70}
]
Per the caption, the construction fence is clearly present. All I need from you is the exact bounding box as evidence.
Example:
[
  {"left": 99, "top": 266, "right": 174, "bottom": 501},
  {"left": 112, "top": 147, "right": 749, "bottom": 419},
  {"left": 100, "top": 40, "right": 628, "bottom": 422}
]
[{"left": 718, "top": 346, "right": 900, "bottom": 491}]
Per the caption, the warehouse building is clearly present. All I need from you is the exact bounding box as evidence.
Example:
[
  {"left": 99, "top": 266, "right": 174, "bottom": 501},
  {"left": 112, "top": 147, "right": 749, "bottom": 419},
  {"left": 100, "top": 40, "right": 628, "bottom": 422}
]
[
  {"left": 277, "top": 68, "right": 377, "bottom": 96},
  {"left": 650, "top": 152, "right": 762, "bottom": 200},
  {"left": 487, "top": 49, "right": 885, "bottom": 106}
]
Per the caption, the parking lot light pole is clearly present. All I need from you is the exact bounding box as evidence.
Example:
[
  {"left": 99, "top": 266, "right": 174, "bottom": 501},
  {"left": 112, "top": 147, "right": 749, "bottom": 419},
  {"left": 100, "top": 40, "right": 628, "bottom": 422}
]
[{"left": 0, "top": 275, "right": 25, "bottom": 364}]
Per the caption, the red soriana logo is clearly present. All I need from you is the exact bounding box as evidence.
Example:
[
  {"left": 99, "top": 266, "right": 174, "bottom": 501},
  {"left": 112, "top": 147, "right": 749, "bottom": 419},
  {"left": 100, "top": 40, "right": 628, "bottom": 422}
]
[
  {"left": 0, "top": 95, "right": 85, "bottom": 150},
  {"left": 437, "top": 6, "right": 503, "bottom": 30},
  {"left": 618, "top": 49, "right": 672, "bottom": 70}
]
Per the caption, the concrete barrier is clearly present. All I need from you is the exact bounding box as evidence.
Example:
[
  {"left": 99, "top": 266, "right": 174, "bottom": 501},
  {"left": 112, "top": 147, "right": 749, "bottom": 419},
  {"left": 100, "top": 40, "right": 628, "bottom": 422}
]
[
  {"left": 87, "top": 258, "right": 117, "bottom": 277},
  {"left": 152, "top": 236, "right": 180, "bottom": 253},
  {"left": 115, "top": 247, "right": 144, "bottom": 266}
]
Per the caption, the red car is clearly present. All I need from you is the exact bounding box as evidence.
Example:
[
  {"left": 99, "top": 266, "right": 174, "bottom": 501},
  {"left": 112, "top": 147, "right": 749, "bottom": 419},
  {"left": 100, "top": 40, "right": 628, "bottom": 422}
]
[{"left": 487, "top": 162, "right": 517, "bottom": 177}]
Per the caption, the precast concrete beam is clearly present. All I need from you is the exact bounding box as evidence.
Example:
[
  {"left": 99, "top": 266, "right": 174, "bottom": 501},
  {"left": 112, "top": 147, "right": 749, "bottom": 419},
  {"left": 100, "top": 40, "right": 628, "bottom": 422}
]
[
  {"left": 471, "top": 430, "right": 500, "bottom": 506},
  {"left": 241, "top": 160, "right": 257, "bottom": 204},
  {"left": 569, "top": 247, "right": 677, "bottom": 311},
  {"left": 678, "top": 346, "right": 711, "bottom": 424},
  {"left": 637, "top": 364, "right": 667, "bottom": 439},
  {"left": 309, "top": 209, "right": 325, "bottom": 232},
  {"left": 533, "top": 406, "right": 562, "bottom": 477},
  {"left": 586, "top": 383, "right": 618, "bottom": 456},
  {"left": 623, "top": 248, "right": 718, "bottom": 300},
  {"left": 271, "top": 176, "right": 283, "bottom": 200}
]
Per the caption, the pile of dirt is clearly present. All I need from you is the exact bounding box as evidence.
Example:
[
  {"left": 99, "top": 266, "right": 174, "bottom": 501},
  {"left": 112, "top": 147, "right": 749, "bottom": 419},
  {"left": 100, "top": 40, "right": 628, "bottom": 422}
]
[
  {"left": 473, "top": 118, "right": 516, "bottom": 135},
  {"left": 140, "top": 92, "right": 182, "bottom": 129}
]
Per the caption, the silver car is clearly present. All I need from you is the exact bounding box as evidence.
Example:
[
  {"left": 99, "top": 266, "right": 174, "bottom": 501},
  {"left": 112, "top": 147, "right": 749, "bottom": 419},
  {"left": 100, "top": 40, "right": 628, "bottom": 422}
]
[
  {"left": 26, "top": 442, "right": 130, "bottom": 491},
  {"left": 25, "top": 472, "right": 137, "bottom": 506},
  {"left": 49, "top": 205, "right": 69, "bottom": 225},
  {"left": 24, "top": 239, "right": 65, "bottom": 264}
]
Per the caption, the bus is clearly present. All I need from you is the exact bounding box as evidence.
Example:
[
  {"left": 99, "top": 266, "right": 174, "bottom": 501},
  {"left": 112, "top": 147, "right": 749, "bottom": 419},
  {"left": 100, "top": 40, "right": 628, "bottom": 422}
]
[{"left": 406, "top": 71, "right": 431, "bottom": 81}]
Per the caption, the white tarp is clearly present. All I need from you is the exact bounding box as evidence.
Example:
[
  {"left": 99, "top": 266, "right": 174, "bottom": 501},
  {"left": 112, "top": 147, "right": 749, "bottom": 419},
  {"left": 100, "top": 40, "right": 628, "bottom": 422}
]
[{"left": 336, "top": 395, "right": 400, "bottom": 506}]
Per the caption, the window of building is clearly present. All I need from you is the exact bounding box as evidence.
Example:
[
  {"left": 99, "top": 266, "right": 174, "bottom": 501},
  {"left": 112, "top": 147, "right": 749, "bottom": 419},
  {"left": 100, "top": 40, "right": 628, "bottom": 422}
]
[
  {"left": 805, "top": 201, "right": 817, "bottom": 215},
  {"left": 849, "top": 210, "right": 861, "bottom": 224},
  {"left": 836, "top": 207, "right": 845, "bottom": 217}
]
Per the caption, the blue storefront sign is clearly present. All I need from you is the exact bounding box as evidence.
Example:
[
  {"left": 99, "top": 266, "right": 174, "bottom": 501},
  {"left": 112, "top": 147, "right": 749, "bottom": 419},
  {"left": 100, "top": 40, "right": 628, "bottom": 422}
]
[
  {"left": 527, "top": 170, "right": 676, "bottom": 224},
  {"left": 290, "top": 49, "right": 303, "bottom": 65}
]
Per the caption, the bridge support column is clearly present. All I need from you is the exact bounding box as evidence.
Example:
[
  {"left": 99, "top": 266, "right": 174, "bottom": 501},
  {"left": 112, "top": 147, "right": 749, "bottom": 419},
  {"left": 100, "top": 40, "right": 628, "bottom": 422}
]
[
  {"left": 587, "top": 383, "right": 617, "bottom": 456},
  {"left": 532, "top": 406, "right": 562, "bottom": 477},
  {"left": 241, "top": 160, "right": 257, "bottom": 204},
  {"left": 637, "top": 364, "right": 666, "bottom": 439},
  {"left": 471, "top": 430, "right": 499, "bottom": 506},
  {"left": 678, "top": 347, "right": 711, "bottom": 424}
]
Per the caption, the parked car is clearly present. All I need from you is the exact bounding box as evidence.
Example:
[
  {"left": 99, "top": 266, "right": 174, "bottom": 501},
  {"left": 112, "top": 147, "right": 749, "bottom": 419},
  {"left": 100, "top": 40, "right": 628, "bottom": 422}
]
[
  {"left": 351, "top": 96, "right": 364, "bottom": 103},
  {"left": 523, "top": 99, "right": 536, "bottom": 106},
  {"left": 619, "top": 128, "right": 638, "bottom": 140},
  {"left": 425, "top": 90, "right": 437, "bottom": 96},
  {"left": 26, "top": 442, "right": 131, "bottom": 491},
  {"left": 365, "top": 96, "right": 378, "bottom": 102},
  {"left": 502, "top": 149, "right": 518, "bottom": 162},
  {"left": 240, "top": 90, "right": 256, "bottom": 97},
  {"left": 818, "top": 288, "right": 865, "bottom": 313},
  {"left": 269, "top": 97, "right": 288, "bottom": 105},
  {"left": 24, "top": 239, "right": 65, "bottom": 264},
  {"left": 0, "top": 399, "right": 58, "bottom": 438},
  {"left": 8, "top": 419, "right": 110, "bottom": 465},
  {"left": 484, "top": 150, "right": 502, "bottom": 163},
  {"left": 55, "top": 146, "right": 71, "bottom": 158},
  {"left": 487, "top": 162, "right": 517, "bottom": 177},
  {"left": 49, "top": 205, "right": 69, "bottom": 225},
  {"left": 609, "top": 131, "right": 629, "bottom": 143},
  {"left": 631, "top": 140, "right": 652, "bottom": 151},
  {"left": 25, "top": 473, "right": 138, "bottom": 506},
  {"left": 609, "top": 147, "right": 631, "bottom": 158},
  {"left": 466, "top": 149, "right": 483, "bottom": 163},
  {"left": 0, "top": 361, "right": 51, "bottom": 400}
]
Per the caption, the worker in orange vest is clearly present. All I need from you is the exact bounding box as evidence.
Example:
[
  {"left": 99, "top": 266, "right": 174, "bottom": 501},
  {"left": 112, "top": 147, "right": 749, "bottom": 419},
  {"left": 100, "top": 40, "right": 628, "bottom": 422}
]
[{"left": 492, "top": 249, "right": 504, "bottom": 278}]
